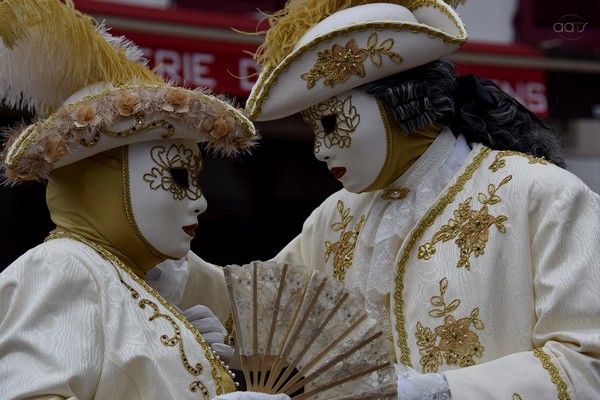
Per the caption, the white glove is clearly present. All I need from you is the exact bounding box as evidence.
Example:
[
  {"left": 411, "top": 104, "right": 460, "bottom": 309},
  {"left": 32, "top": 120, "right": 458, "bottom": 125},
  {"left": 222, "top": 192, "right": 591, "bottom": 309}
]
[
  {"left": 183, "top": 304, "right": 235, "bottom": 364},
  {"left": 395, "top": 364, "right": 452, "bottom": 400},
  {"left": 146, "top": 257, "right": 190, "bottom": 304},
  {"left": 212, "top": 392, "right": 291, "bottom": 400}
]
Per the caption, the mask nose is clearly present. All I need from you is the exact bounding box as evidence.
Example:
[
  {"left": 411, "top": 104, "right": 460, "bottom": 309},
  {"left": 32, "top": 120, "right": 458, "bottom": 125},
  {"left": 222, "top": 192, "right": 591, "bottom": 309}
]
[
  {"left": 192, "top": 195, "right": 208, "bottom": 215},
  {"left": 314, "top": 142, "right": 334, "bottom": 163}
]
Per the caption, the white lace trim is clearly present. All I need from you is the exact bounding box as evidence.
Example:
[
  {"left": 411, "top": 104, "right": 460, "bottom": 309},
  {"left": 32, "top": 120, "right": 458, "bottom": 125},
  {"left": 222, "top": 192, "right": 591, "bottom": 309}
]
[
  {"left": 395, "top": 364, "right": 452, "bottom": 400},
  {"left": 344, "top": 130, "right": 471, "bottom": 338},
  {"left": 145, "top": 257, "right": 190, "bottom": 305}
]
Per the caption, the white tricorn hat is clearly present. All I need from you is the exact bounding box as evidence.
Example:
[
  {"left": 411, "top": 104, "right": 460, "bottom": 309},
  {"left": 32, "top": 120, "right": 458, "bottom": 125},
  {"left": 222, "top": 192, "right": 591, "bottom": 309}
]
[
  {"left": 0, "top": 0, "right": 256, "bottom": 183},
  {"left": 246, "top": 0, "right": 468, "bottom": 121}
]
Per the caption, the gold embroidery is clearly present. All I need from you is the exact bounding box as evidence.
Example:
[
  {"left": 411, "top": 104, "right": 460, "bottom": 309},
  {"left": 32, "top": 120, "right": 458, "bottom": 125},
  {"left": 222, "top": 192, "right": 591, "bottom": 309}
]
[
  {"left": 247, "top": 0, "right": 467, "bottom": 121},
  {"left": 225, "top": 312, "right": 235, "bottom": 347},
  {"left": 489, "top": 150, "right": 549, "bottom": 172},
  {"left": 301, "top": 33, "right": 403, "bottom": 89},
  {"left": 326, "top": 200, "right": 366, "bottom": 282},
  {"left": 143, "top": 144, "right": 203, "bottom": 200},
  {"left": 301, "top": 94, "right": 360, "bottom": 153},
  {"left": 533, "top": 348, "right": 571, "bottom": 400},
  {"left": 139, "top": 299, "right": 204, "bottom": 375},
  {"left": 418, "top": 175, "right": 512, "bottom": 270},
  {"left": 381, "top": 186, "right": 410, "bottom": 200},
  {"left": 394, "top": 146, "right": 491, "bottom": 367},
  {"left": 81, "top": 117, "right": 174, "bottom": 147},
  {"left": 45, "top": 231, "right": 233, "bottom": 397},
  {"left": 191, "top": 382, "right": 211, "bottom": 398},
  {"left": 416, "top": 278, "right": 485, "bottom": 372}
]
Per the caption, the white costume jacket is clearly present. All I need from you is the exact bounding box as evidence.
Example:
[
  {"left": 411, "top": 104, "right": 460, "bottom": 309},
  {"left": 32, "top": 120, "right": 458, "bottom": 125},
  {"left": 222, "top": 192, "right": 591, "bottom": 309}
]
[
  {"left": 274, "top": 133, "right": 600, "bottom": 400},
  {"left": 0, "top": 235, "right": 235, "bottom": 399}
]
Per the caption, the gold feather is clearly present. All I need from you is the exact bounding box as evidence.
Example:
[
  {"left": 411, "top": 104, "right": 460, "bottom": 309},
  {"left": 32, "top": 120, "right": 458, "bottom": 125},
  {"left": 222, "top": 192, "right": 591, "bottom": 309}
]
[
  {"left": 0, "top": 0, "right": 162, "bottom": 114},
  {"left": 253, "top": 0, "right": 466, "bottom": 71}
]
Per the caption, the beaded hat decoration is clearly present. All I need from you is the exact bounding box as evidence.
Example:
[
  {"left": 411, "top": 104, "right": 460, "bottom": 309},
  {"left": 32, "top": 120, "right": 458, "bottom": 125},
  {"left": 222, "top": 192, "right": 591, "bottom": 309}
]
[
  {"left": 245, "top": 0, "right": 468, "bottom": 121},
  {"left": 0, "top": 0, "right": 257, "bottom": 183}
]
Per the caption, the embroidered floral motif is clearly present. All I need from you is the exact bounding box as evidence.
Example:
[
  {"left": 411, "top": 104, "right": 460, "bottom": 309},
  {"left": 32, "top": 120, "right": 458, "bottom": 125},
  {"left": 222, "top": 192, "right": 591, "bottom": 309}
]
[
  {"left": 143, "top": 144, "right": 203, "bottom": 200},
  {"left": 418, "top": 175, "right": 511, "bottom": 270},
  {"left": 301, "top": 33, "right": 403, "bottom": 89},
  {"left": 301, "top": 94, "right": 360, "bottom": 153},
  {"left": 489, "top": 150, "right": 549, "bottom": 172},
  {"left": 325, "top": 200, "right": 366, "bottom": 282},
  {"left": 416, "top": 278, "right": 485, "bottom": 373}
]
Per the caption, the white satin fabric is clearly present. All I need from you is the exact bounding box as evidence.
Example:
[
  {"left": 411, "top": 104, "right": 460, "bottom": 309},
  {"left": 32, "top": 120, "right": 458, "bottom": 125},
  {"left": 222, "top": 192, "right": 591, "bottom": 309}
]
[
  {"left": 273, "top": 132, "right": 600, "bottom": 400},
  {"left": 0, "top": 238, "right": 234, "bottom": 399}
]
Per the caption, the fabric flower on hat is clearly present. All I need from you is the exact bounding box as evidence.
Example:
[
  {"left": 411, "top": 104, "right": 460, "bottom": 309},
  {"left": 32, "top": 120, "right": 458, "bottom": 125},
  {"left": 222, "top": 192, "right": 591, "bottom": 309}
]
[
  {"left": 72, "top": 104, "right": 101, "bottom": 128},
  {"left": 113, "top": 91, "right": 141, "bottom": 116},
  {"left": 163, "top": 88, "right": 190, "bottom": 113},
  {"left": 40, "top": 132, "right": 68, "bottom": 163},
  {"left": 210, "top": 115, "right": 234, "bottom": 139}
]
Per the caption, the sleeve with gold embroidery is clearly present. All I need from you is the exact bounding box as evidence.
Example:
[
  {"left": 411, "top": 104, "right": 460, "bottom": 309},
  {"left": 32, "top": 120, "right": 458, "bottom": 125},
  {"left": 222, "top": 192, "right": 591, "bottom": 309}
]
[{"left": 443, "top": 179, "right": 600, "bottom": 400}]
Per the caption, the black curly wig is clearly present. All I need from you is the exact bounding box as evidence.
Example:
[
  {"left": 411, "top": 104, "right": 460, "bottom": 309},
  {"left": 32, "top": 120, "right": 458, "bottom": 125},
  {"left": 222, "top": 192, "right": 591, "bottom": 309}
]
[{"left": 359, "top": 59, "right": 566, "bottom": 168}]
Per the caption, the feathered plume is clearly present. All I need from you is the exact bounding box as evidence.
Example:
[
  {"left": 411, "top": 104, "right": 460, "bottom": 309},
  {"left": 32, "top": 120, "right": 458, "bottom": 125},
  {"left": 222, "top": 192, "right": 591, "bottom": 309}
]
[
  {"left": 0, "top": 0, "right": 162, "bottom": 116},
  {"left": 253, "top": 0, "right": 466, "bottom": 72}
]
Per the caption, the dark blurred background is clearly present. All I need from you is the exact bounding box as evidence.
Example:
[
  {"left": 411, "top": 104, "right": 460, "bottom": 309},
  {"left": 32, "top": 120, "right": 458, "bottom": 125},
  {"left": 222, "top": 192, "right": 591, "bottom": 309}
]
[{"left": 1, "top": 0, "right": 599, "bottom": 270}]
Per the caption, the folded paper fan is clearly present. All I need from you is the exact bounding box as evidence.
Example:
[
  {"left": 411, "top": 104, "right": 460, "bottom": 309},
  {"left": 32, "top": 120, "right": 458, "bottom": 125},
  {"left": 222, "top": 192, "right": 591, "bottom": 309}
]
[{"left": 224, "top": 261, "right": 397, "bottom": 399}]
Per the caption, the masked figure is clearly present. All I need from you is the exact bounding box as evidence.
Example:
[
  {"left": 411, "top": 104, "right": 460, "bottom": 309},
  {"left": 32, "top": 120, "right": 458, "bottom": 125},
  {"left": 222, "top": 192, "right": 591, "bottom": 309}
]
[
  {"left": 245, "top": 1, "right": 600, "bottom": 399},
  {"left": 0, "top": 1, "right": 288, "bottom": 398}
]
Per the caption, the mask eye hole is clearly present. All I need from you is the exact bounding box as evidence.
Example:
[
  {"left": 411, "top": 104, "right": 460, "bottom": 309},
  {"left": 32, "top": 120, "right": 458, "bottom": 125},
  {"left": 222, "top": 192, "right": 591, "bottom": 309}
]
[
  {"left": 170, "top": 167, "right": 189, "bottom": 188},
  {"left": 321, "top": 114, "right": 337, "bottom": 134}
]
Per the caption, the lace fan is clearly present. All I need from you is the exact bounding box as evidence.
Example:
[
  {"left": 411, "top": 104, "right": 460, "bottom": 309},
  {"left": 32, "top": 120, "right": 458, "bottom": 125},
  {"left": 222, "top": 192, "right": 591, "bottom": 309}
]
[{"left": 224, "top": 261, "right": 397, "bottom": 399}]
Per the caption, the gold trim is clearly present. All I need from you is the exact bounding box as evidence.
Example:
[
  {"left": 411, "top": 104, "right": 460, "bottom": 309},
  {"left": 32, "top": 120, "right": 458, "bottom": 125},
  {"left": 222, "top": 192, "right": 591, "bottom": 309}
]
[
  {"left": 122, "top": 146, "right": 170, "bottom": 260},
  {"left": 393, "top": 146, "right": 491, "bottom": 367},
  {"left": 4, "top": 83, "right": 255, "bottom": 171},
  {"left": 408, "top": 0, "right": 468, "bottom": 40},
  {"left": 45, "top": 231, "right": 235, "bottom": 396},
  {"left": 489, "top": 150, "right": 549, "bottom": 172},
  {"left": 248, "top": 19, "right": 467, "bottom": 120},
  {"left": 533, "top": 348, "right": 571, "bottom": 400}
]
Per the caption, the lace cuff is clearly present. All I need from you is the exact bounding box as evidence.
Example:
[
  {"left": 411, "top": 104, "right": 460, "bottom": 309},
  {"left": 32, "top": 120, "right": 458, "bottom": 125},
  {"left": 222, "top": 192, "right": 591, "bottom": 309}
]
[{"left": 396, "top": 364, "right": 452, "bottom": 400}]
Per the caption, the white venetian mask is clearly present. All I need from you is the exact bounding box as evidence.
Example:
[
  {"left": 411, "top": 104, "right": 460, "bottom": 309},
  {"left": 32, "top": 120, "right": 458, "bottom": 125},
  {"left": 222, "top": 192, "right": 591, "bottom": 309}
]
[
  {"left": 126, "top": 138, "right": 207, "bottom": 259},
  {"left": 301, "top": 89, "right": 388, "bottom": 193}
]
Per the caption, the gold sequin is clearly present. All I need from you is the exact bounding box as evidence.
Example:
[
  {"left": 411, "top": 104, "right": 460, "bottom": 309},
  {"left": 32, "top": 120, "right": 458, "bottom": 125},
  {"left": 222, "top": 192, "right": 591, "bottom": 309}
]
[
  {"left": 416, "top": 278, "right": 485, "bottom": 372},
  {"left": 326, "top": 200, "right": 366, "bottom": 282},
  {"left": 418, "top": 175, "right": 512, "bottom": 270}
]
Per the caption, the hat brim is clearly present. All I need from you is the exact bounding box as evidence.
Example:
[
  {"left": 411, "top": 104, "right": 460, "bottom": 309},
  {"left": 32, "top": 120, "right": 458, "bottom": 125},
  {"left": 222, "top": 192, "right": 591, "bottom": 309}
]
[
  {"left": 246, "top": 0, "right": 467, "bottom": 121},
  {"left": 2, "top": 84, "right": 257, "bottom": 182}
]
